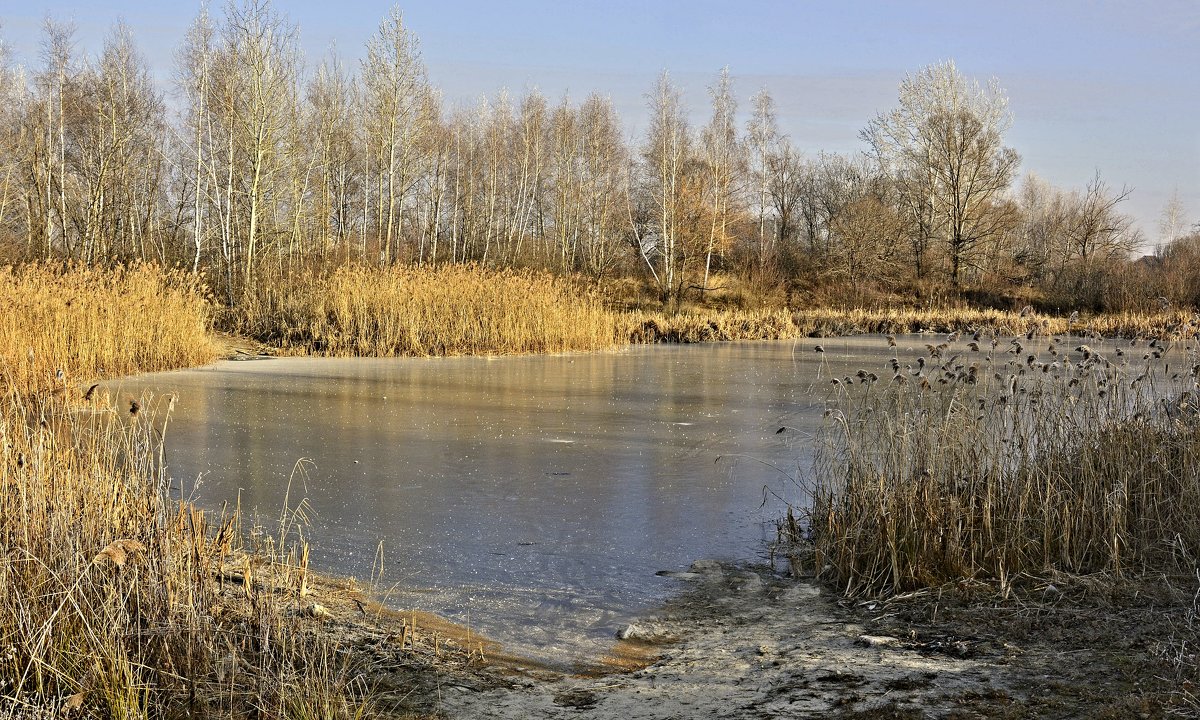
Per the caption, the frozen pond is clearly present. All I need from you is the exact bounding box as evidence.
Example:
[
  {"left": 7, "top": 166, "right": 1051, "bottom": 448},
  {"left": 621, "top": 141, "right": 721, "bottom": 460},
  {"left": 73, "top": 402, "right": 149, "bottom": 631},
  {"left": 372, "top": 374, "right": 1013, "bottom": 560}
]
[{"left": 121, "top": 337, "right": 902, "bottom": 665}]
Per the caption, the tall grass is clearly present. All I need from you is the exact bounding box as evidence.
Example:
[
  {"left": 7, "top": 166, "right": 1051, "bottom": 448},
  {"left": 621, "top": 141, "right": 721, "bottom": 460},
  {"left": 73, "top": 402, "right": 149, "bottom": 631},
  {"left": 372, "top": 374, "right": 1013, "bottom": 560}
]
[
  {"left": 0, "top": 263, "right": 217, "bottom": 393},
  {"left": 0, "top": 266, "right": 374, "bottom": 718},
  {"left": 626, "top": 306, "right": 1200, "bottom": 344},
  {"left": 0, "top": 393, "right": 375, "bottom": 718},
  {"left": 802, "top": 327, "right": 1200, "bottom": 596},
  {"left": 232, "top": 264, "right": 623, "bottom": 356},
  {"left": 225, "top": 261, "right": 1196, "bottom": 356}
]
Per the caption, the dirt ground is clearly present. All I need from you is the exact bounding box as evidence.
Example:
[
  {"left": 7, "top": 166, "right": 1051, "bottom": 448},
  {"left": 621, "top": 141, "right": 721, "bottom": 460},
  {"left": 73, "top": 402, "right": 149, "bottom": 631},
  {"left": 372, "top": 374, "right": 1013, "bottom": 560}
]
[{"left": 294, "top": 559, "right": 1197, "bottom": 719}]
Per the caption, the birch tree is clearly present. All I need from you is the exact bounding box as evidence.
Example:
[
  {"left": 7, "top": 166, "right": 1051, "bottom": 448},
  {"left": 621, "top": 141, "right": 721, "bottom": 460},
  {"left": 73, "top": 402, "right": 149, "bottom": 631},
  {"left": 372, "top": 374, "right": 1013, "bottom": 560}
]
[
  {"left": 307, "top": 50, "right": 359, "bottom": 261},
  {"left": 699, "top": 68, "right": 742, "bottom": 296},
  {"left": 576, "top": 93, "right": 627, "bottom": 278},
  {"left": 34, "top": 19, "right": 78, "bottom": 257},
  {"left": 864, "top": 61, "right": 1020, "bottom": 288},
  {"left": 362, "top": 6, "right": 428, "bottom": 264},
  {"left": 415, "top": 89, "right": 448, "bottom": 264},
  {"left": 0, "top": 30, "right": 24, "bottom": 247},
  {"left": 641, "top": 71, "right": 690, "bottom": 301},
  {"left": 78, "top": 24, "right": 164, "bottom": 261},
  {"left": 746, "top": 89, "right": 778, "bottom": 266},
  {"left": 221, "top": 0, "right": 301, "bottom": 288},
  {"left": 1158, "top": 190, "right": 1186, "bottom": 251},
  {"left": 176, "top": 9, "right": 217, "bottom": 272}
]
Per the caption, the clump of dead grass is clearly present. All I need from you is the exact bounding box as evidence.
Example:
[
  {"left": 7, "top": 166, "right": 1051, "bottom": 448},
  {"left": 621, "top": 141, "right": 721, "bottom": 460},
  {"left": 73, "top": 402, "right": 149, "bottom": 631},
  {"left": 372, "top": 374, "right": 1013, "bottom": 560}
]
[
  {"left": 232, "top": 263, "right": 622, "bottom": 356},
  {"left": 0, "top": 265, "right": 385, "bottom": 718},
  {"left": 0, "top": 389, "right": 385, "bottom": 718},
  {"left": 801, "top": 325, "right": 1200, "bottom": 597},
  {"left": 0, "top": 263, "right": 217, "bottom": 394},
  {"left": 625, "top": 305, "right": 1200, "bottom": 345}
]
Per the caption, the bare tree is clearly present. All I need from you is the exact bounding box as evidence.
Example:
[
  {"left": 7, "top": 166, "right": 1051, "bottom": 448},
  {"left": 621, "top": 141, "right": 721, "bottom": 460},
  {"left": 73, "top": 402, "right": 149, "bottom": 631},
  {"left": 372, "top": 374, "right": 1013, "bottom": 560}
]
[
  {"left": 640, "top": 71, "right": 691, "bottom": 302},
  {"left": 1062, "top": 172, "right": 1138, "bottom": 269},
  {"left": 221, "top": 0, "right": 302, "bottom": 286},
  {"left": 576, "top": 93, "right": 627, "bottom": 278},
  {"left": 765, "top": 138, "right": 802, "bottom": 252},
  {"left": 307, "top": 48, "right": 360, "bottom": 262},
  {"left": 699, "top": 68, "right": 742, "bottom": 296},
  {"left": 415, "top": 88, "right": 447, "bottom": 265},
  {"left": 362, "top": 6, "right": 428, "bottom": 265},
  {"left": 746, "top": 89, "right": 778, "bottom": 266},
  {"left": 1158, "top": 189, "right": 1186, "bottom": 252},
  {"left": 864, "top": 61, "right": 1020, "bottom": 288},
  {"left": 77, "top": 24, "right": 164, "bottom": 261},
  {"left": 548, "top": 96, "right": 581, "bottom": 270},
  {"left": 0, "top": 28, "right": 25, "bottom": 247},
  {"left": 34, "top": 19, "right": 78, "bottom": 257},
  {"left": 508, "top": 90, "right": 548, "bottom": 264},
  {"left": 176, "top": 9, "right": 217, "bottom": 272}
]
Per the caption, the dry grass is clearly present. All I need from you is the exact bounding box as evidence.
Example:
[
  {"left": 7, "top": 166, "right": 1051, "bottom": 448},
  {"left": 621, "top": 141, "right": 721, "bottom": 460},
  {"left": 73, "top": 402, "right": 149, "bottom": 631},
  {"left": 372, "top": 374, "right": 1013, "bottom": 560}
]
[
  {"left": 0, "top": 266, "right": 385, "bottom": 718},
  {"left": 624, "top": 308, "right": 800, "bottom": 343},
  {"left": 799, "top": 324, "right": 1200, "bottom": 598},
  {"left": 225, "top": 262, "right": 1196, "bottom": 356},
  {"left": 626, "top": 306, "right": 1200, "bottom": 344},
  {"left": 0, "top": 391, "right": 382, "bottom": 718},
  {"left": 0, "top": 263, "right": 218, "bottom": 394},
  {"left": 231, "top": 264, "right": 622, "bottom": 356}
]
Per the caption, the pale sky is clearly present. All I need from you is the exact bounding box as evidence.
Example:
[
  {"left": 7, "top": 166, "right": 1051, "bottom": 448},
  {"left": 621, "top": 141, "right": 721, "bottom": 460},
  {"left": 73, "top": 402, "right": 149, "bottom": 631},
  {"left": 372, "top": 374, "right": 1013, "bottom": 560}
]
[{"left": 4, "top": 0, "right": 1198, "bottom": 247}]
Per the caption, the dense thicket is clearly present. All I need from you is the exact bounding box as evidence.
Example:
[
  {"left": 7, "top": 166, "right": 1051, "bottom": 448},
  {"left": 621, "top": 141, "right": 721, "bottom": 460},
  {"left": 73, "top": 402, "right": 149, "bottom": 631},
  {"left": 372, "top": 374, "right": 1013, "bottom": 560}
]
[{"left": 0, "top": 3, "right": 1193, "bottom": 312}]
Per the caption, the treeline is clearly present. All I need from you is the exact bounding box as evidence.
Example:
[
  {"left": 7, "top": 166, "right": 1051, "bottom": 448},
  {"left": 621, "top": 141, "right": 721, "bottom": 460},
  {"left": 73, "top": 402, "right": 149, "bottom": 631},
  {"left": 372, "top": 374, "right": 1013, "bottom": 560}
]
[{"left": 0, "top": 1, "right": 1194, "bottom": 312}]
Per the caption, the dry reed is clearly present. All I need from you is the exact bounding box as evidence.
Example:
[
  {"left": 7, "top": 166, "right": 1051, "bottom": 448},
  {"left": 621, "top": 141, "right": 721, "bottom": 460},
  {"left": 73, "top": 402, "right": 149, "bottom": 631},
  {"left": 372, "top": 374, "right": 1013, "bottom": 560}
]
[
  {"left": 0, "top": 266, "right": 375, "bottom": 718},
  {"left": 233, "top": 264, "right": 622, "bottom": 356},
  {"left": 0, "top": 392, "right": 376, "bottom": 718},
  {"left": 626, "top": 306, "right": 1200, "bottom": 345},
  {"left": 799, "top": 324, "right": 1200, "bottom": 597},
  {"left": 228, "top": 262, "right": 1197, "bottom": 356},
  {"left": 0, "top": 263, "right": 218, "bottom": 394}
]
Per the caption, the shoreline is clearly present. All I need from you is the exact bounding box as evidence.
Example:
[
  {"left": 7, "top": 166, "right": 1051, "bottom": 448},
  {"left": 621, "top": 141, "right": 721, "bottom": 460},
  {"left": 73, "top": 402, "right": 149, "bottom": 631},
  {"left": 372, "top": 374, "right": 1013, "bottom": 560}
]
[
  {"left": 293, "top": 558, "right": 1187, "bottom": 719},
  {"left": 215, "top": 305, "right": 1199, "bottom": 362},
  {"left": 8, "top": 265, "right": 1197, "bottom": 718}
]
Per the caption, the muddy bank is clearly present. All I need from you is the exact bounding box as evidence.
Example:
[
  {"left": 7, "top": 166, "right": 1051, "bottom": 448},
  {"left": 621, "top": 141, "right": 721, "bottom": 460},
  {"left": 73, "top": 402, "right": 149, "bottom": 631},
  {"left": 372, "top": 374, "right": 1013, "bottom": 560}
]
[{"left": 398, "top": 561, "right": 1185, "bottom": 719}]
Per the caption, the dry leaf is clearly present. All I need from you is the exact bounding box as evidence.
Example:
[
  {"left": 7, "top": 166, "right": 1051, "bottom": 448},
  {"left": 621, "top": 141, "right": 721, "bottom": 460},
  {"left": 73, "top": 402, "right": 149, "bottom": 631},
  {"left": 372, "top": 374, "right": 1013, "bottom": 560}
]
[
  {"left": 92, "top": 539, "right": 146, "bottom": 567},
  {"left": 61, "top": 692, "right": 84, "bottom": 714},
  {"left": 304, "top": 603, "right": 332, "bottom": 620}
]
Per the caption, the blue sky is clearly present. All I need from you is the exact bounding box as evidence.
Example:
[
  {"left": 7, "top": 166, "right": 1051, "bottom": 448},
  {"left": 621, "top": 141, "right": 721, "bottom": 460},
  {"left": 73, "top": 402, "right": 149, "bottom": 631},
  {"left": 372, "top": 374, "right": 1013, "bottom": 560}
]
[{"left": 4, "top": 1, "right": 1198, "bottom": 246}]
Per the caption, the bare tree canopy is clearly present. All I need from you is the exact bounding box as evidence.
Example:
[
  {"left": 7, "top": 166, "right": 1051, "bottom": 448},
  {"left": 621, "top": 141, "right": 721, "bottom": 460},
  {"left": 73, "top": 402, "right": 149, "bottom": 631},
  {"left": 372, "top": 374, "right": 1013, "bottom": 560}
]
[{"left": 863, "top": 61, "right": 1021, "bottom": 287}]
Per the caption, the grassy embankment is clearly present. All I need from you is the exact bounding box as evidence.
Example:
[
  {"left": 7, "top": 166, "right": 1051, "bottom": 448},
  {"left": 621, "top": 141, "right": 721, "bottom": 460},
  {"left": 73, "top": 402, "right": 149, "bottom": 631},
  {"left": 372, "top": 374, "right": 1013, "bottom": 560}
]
[
  {"left": 625, "top": 305, "right": 1199, "bottom": 343},
  {"left": 225, "top": 263, "right": 1199, "bottom": 354},
  {"left": 0, "top": 264, "right": 391, "bottom": 718}
]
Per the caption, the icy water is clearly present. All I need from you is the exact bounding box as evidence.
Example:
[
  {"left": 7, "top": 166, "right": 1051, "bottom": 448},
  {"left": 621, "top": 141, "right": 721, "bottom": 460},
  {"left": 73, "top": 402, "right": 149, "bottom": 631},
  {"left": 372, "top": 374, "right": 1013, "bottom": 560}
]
[{"left": 121, "top": 337, "right": 902, "bottom": 665}]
